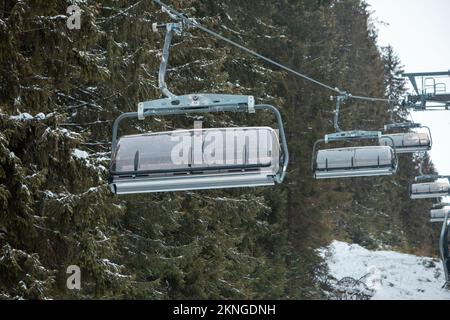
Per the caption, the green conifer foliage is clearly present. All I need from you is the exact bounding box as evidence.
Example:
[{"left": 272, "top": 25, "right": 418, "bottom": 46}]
[{"left": 0, "top": 0, "right": 443, "bottom": 299}]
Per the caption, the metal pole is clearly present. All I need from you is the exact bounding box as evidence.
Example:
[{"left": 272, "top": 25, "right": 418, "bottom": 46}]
[{"left": 158, "top": 24, "right": 180, "bottom": 99}]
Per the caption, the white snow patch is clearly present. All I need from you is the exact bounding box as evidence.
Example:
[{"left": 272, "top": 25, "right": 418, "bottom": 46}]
[
  {"left": 321, "top": 240, "right": 450, "bottom": 300},
  {"left": 10, "top": 113, "right": 33, "bottom": 121},
  {"left": 70, "top": 149, "right": 108, "bottom": 174},
  {"left": 72, "top": 148, "right": 89, "bottom": 159},
  {"left": 35, "top": 113, "right": 46, "bottom": 120},
  {"left": 10, "top": 112, "right": 53, "bottom": 121}
]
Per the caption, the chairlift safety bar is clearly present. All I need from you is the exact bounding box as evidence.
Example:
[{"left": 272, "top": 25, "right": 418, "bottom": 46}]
[
  {"left": 324, "top": 131, "right": 382, "bottom": 144},
  {"left": 384, "top": 122, "right": 422, "bottom": 130}
]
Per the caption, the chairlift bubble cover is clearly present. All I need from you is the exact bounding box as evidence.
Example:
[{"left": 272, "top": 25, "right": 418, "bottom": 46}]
[
  {"left": 379, "top": 132, "right": 431, "bottom": 154},
  {"left": 314, "top": 146, "right": 397, "bottom": 179},
  {"left": 410, "top": 181, "right": 450, "bottom": 199},
  {"left": 109, "top": 127, "right": 282, "bottom": 194},
  {"left": 430, "top": 208, "right": 450, "bottom": 220}
]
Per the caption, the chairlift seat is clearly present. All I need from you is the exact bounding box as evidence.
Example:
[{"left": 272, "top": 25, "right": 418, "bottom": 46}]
[
  {"left": 313, "top": 146, "right": 397, "bottom": 179},
  {"left": 379, "top": 132, "right": 431, "bottom": 154},
  {"left": 410, "top": 181, "right": 450, "bottom": 199},
  {"left": 109, "top": 127, "right": 282, "bottom": 194}
]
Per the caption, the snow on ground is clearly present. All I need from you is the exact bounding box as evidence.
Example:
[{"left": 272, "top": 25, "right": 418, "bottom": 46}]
[{"left": 321, "top": 241, "right": 450, "bottom": 300}]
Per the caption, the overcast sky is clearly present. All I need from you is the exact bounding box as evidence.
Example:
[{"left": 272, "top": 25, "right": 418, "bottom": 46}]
[{"left": 366, "top": 0, "right": 450, "bottom": 175}]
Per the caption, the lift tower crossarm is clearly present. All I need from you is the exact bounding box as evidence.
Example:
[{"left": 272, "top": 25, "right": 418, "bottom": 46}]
[
  {"left": 403, "top": 70, "right": 450, "bottom": 102},
  {"left": 403, "top": 71, "right": 450, "bottom": 77}
]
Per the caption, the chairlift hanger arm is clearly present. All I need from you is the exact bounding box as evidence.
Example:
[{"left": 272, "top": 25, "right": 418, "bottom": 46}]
[
  {"left": 333, "top": 94, "right": 347, "bottom": 132},
  {"left": 157, "top": 23, "right": 181, "bottom": 99},
  {"left": 331, "top": 94, "right": 388, "bottom": 137},
  {"left": 384, "top": 100, "right": 418, "bottom": 128},
  {"left": 152, "top": 0, "right": 398, "bottom": 105}
]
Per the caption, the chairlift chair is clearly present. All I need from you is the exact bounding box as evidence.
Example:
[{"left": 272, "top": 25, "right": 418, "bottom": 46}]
[
  {"left": 109, "top": 21, "right": 289, "bottom": 195},
  {"left": 410, "top": 180, "right": 450, "bottom": 199},
  {"left": 379, "top": 132, "right": 431, "bottom": 154},
  {"left": 312, "top": 95, "right": 398, "bottom": 179},
  {"left": 379, "top": 122, "right": 432, "bottom": 154},
  {"left": 430, "top": 207, "right": 450, "bottom": 223},
  {"left": 411, "top": 155, "right": 450, "bottom": 199}
]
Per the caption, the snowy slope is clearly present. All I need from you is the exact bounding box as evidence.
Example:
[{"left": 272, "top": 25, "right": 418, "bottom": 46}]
[{"left": 321, "top": 241, "right": 450, "bottom": 300}]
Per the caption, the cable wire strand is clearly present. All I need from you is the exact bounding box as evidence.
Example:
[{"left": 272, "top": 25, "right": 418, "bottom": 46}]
[{"left": 152, "top": 0, "right": 398, "bottom": 104}]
